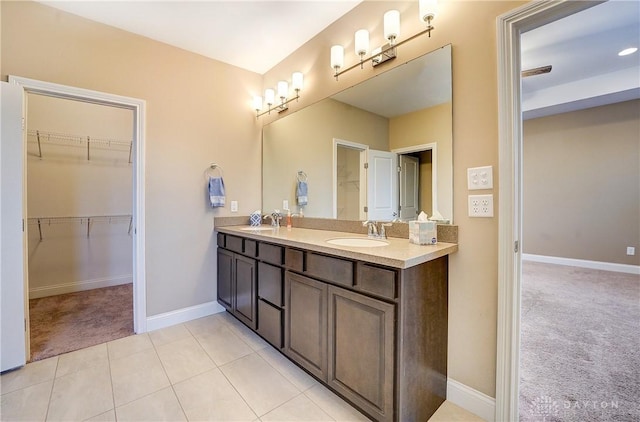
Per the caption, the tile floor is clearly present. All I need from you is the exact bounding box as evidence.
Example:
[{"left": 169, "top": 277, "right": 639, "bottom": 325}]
[{"left": 1, "top": 311, "right": 484, "bottom": 421}]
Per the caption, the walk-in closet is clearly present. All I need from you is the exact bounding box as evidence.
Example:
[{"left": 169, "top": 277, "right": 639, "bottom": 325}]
[{"left": 26, "top": 93, "right": 135, "bottom": 361}]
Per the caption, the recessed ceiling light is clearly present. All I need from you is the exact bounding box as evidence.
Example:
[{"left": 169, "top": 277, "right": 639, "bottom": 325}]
[{"left": 618, "top": 47, "right": 638, "bottom": 56}]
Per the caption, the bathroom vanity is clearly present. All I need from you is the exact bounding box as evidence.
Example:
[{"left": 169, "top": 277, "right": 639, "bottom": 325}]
[{"left": 215, "top": 225, "right": 457, "bottom": 422}]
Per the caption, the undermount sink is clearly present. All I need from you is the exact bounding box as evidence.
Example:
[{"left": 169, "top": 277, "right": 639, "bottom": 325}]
[
  {"left": 240, "top": 226, "right": 275, "bottom": 231},
  {"left": 326, "top": 237, "right": 389, "bottom": 247}
]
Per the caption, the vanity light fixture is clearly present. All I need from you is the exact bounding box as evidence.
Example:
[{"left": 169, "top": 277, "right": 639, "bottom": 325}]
[
  {"left": 331, "top": 0, "right": 437, "bottom": 80},
  {"left": 254, "top": 71, "right": 304, "bottom": 118}
]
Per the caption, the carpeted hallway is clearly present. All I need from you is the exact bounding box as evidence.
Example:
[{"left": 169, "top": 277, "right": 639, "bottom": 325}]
[
  {"left": 29, "top": 283, "right": 134, "bottom": 362},
  {"left": 519, "top": 261, "right": 640, "bottom": 422}
]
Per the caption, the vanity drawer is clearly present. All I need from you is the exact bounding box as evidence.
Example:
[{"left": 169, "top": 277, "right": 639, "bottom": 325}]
[
  {"left": 226, "top": 235, "right": 243, "bottom": 254},
  {"left": 258, "top": 262, "right": 283, "bottom": 306},
  {"left": 258, "top": 299, "right": 283, "bottom": 349},
  {"left": 356, "top": 262, "right": 397, "bottom": 300},
  {"left": 244, "top": 239, "right": 257, "bottom": 257},
  {"left": 216, "top": 232, "right": 226, "bottom": 248},
  {"left": 285, "top": 248, "right": 304, "bottom": 272},
  {"left": 306, "top": 252, "right": 354, "bottom": 287},
  {"left": 259, "top": 243, "right": 284, "bottom": 265}
]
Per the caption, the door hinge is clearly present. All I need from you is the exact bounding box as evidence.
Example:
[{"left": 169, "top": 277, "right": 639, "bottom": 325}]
[
  {"left": 364, "top": 162, "right": 369, "bottom": 169},
  {"left": 24, "top": 319, "right": 27, "bottom": 332},
  {"left": 364, "top": 206, "right": 368, "bottom": 213},
  {"left": 397, "top": 166, "right": 401, "bottom": 173},
  {"left": 22, "top": 219, "right": 25, "bottom": 232},
  {"left": 514, "top": 240, "right": 519, "bottom": 253},
  {"left": 21, "top": 118, "right": 26, "bottom": 131}
]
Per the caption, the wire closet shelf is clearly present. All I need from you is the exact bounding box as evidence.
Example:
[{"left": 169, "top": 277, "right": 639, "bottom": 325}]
[
  {"left": 27, "top": 214, "right": 133, "bottom": 240},
  {"left": 27, "top": 129, "right": 133, "bottom": 163}
]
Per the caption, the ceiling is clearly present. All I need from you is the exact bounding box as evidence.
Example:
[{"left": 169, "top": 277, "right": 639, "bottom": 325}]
[
  {"left": 521, "top": 0, "right": 640, "bottom": 118},
  {"left": 39, "top": 1, "right": 362, "bottom": 75},
  {"left": 39, "top": 0, "right": 639, "bottom": 117}
]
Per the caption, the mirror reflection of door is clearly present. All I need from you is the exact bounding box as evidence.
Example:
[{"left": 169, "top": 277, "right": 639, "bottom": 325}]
[
  {"left": 367, "top": 150, "right": 399, "bottom": 221},
  {"left": 399, "top": 155, "right": 419, "bottom": 220}
]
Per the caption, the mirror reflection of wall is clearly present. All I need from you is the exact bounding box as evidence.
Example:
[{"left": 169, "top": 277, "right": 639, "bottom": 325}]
[{"left": 263, "top": 44, "right": 452, "bottom": 223}]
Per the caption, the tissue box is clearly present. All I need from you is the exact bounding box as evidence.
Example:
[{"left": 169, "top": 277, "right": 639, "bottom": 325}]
[
  {"left": 409, "top": 220, "right": 437, "bottom": 245},
  {"left": 249, "top": 212, "right": 262, "bottom": 227}
]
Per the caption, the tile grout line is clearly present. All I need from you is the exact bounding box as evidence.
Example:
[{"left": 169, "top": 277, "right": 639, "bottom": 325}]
[
  {"left": 150, "top": 333, "right": 190, "bottom": 421},
  {"left": 43, "top": 357, "right": 60, "bottom": 422},
  {"left": 105, "top": 341, "right": 117, "bottom": 421}
]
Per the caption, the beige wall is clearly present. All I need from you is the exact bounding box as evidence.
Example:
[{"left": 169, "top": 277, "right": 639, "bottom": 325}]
[
  {"left": 263, "top": 98, "right": 388, "bottom": 217},
  {"left": 1, "top": 1, "right": 262, "bottom": 315},
  {"left": 26, "top": 94, "right": 134, "bottom": 297},
  {"left": 1, "top": 0, "right": 530, "bottom": 398},
  {"left": 523, "top": 100, "right": 640, "bottom": 266},
  {"left": 264, "top": 0, "right": 525, "bottom": 397},
  {"left": 390, "top": 102, "right": 452, "bottom": 220}
]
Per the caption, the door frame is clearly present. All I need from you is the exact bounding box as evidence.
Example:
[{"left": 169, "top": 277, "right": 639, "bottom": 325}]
[
  {"left": 495, "top": 1, "right": 602, "bottom": 420},
  {"left": 332, "top": 138, "right": 368, "bottom": 220},
  {"left": 8, "top": 75, "right": 147, "bottom": 335},
  {"left": 392, "top": 142, "right": 437, "bottom": 218}
]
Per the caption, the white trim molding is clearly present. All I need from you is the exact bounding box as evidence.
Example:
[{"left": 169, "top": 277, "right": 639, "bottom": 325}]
[
  {"left": 8, "top": 75, "right": 147, "bottom": 334},
  {"left": 522, "top": 254, "right": 640, "bottom": 275},
  {"left": 146, "top": 301, "right": 225, "bottom": 332},
  {"left": 447, "top": 378, "right": 496, "bottom": 422},
  {"left": 29, "top": 275, "right": 133, "bottom": 299},
  {"left": 495, "top": 2, "right": 605, "bottom": 421}
]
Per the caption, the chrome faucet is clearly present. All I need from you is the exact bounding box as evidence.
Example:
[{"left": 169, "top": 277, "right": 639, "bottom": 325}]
[
  {"left": 264, "top": 210, "right": 283, "bottom": 227},
  {"left": 363, "top": 220, "right": 392, "bottom": 239},
  {"left": 379, "top": 222, "right": 392, "bottom": 239},
  {"left": 362, "top": 220, "right": 378, "bottom": 237}
]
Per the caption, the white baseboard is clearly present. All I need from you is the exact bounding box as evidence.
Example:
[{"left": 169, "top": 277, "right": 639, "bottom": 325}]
[
  {"left": 29, "top": 275, "right": 132, "bottom": 299},
  {"left": 447, "top": 378, "right": 495, "bottom": 422},
  {"left": 145, "top": 300, "right": 225, "bottom": 332},
  {"left": 522, "top": 253, "right": 640, "bottom": 275}
]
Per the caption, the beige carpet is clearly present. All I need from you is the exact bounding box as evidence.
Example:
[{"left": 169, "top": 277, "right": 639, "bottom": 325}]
[
  {"left": 29, "top": 283, "right": 134, "bottom": 362},
  {"left": 519, "top": 261, "right": 640, "bottom": 422}
]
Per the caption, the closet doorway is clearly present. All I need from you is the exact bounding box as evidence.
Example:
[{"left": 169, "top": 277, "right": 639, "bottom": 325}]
[
  {"left": 6, "top": 75, "right": 147, "bottom": 367},
  {"left": 25, "top": 93, "right": 135, "bottom": 361}
]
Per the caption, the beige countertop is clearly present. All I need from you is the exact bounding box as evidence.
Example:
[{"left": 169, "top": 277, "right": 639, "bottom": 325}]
[{"left": 216, "top": 225, "right": 458, "bottom": 269}]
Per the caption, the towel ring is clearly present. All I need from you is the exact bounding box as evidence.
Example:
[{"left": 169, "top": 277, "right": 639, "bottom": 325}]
[
  {"left": 204, "top": 163, "right": 223, "bottom": 180},
  {"left": 297, "top": 170, "right": 307, "bottom": 182}
]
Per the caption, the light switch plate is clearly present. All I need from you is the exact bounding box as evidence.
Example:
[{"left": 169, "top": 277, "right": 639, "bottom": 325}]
[
  {"left": 230, "top": 201, "right": 238, "bottom": 212},
  {"left": 467, "top": 166, "right": 493, "bottom": 190},
  {"left": 468, "top": 194, "right": 494, "bottom": 217}
]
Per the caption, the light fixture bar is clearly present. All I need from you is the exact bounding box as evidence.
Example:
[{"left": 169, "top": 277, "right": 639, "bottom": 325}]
[
  {"left": 333, "top": 25, "right": 433, "bottom": 80},
  {"left": 256, "top": 93, "right": 300, "bottom": 118}
]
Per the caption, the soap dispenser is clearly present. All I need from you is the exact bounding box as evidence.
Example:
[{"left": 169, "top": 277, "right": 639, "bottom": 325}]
[{"left": 286, "top": 209, "right": 292, "bottom": 230}]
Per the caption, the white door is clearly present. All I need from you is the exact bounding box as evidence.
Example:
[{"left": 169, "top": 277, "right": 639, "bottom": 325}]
[
  {"left": 399, "top": 155, "right": 419, "bottom": 220},
  {"left": 1, "top": 81, "right": 27, "bottom": 371},
  {"left": 366, "top": 150, "right": 398, "bottom": 221}
]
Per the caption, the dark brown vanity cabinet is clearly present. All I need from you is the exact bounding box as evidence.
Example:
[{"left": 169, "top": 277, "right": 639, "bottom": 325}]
[
  {"left": 217, "top": 230, "right": 449, "bottom": 422},
  {"left": 284, "top": 272, "right": 328, "bottom": 381},
  {"left": 257, "top": 261, "right": 284, "bottom": 348},
  {"left": 327, "top": 285, "right": 395, "bottom": 422},
  {"left": 216, "top": 236, "right": 257, "bottom": 330}
]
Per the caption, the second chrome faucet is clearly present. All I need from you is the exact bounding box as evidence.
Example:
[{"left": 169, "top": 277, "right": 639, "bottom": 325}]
[{"left": 363, "top": 220, "right": 392, "bottom": 239}]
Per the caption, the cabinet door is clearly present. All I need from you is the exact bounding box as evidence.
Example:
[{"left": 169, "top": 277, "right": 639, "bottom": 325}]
[
  {"left": 217, "top": 248, "right": 234, "bottom": 311},
  {"left": 328, "top": 286, "right": 395, "bottom": 422},
  {"left": 284, "top": 272, "right": 327, "bottom": 381},
  {"left": 234, "top": 254, "right": 257, "bottom": 330}
]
